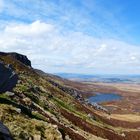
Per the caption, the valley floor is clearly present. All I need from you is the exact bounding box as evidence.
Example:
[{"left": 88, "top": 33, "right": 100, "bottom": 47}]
[{"left": 65, "top": 80, "right": 140, "bottom": 125}]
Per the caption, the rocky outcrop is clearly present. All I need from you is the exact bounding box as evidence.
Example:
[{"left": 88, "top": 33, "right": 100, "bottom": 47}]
[
  {"left": 0, "top": 52, "right": 31, "bottom": 67},
  {"left": 0, "top": 121, "right": 12, "bottom": 140},
  {"left": 48, "top": 79, "right": 83, "bottom": 100},
  {"left": 0, "top": 62, "right": 18, "bottom": 93}
]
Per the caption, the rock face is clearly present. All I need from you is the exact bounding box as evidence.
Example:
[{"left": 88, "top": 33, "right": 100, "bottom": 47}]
[
  {"left": 0, "top": 52, "right": 31, "bottom": 67},
  {"left": 0, "top": 121, "right": 12, "bottom": 140},
  {"left": 0, "top": 62, "right": 18, "bottom": 93}
]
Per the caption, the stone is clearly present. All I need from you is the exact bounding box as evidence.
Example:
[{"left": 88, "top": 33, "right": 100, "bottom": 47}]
[
  {"left": 33, "top": 134, "right": 41, "bottom": 140},
  {"left": 23, "top": 97, "right": 32, "bottom": 105},
  {"left": 65, "top": 135, "right": 71, "bottom": 140},
  {"left": 15, "top": 108, "right": 21, "bottom": 113},
  {"left": 5, "top": 91, "right": 15, "bottom": 96},
  {"left": 121, "top": 133, "right": 125, "bottom": 137}
]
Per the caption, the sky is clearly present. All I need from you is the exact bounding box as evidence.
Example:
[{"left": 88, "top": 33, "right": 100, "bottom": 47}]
[{"left": 0, "top": 0, "right": 140, "bottom": 74}]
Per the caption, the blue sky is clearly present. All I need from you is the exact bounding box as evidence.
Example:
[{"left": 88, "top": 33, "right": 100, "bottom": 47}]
[{"left": 0, "top": 0, "right": 140, "bottom": 74}]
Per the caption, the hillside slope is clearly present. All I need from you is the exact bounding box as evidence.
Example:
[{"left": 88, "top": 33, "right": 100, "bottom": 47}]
[{"left": 0, "top": 52, "right": 140, "bottom": 140}]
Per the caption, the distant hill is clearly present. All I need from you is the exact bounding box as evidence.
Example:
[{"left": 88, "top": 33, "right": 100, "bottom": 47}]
[{"left": 56, "top": 73, "right": 140, "bottom": 83}]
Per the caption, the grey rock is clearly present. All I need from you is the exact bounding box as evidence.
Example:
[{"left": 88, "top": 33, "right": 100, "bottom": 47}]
[
  {"left": 15, "top": 108, "right": 21, "bottom": 113},
  {"left": 0, "top": 62, "right": 18, "bottom": 93},
  {"left": 5, "top": 91, "right": 15, "bottom": 96},
  {"left": 0, "top": 121, "right": 12, "bottom": 140}
]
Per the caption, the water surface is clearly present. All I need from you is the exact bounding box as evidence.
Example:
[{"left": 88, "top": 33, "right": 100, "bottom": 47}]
[{"left": 88, "top": 93, "right": 121, "bottom": 103}]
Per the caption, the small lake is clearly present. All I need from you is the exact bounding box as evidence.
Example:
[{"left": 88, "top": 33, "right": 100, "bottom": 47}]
[{"left": 88, "top": 93, "right": 121, "bottom": 103}]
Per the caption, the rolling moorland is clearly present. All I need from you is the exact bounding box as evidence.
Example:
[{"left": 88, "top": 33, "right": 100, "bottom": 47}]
[{"left": 0, "top": 52, "right": 140, "bottom": 140}]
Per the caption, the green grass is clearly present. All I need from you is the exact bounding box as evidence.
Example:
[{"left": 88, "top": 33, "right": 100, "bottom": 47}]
[
  {"left": 53, "top": 97, "right": 75, "bottom": 111},
  {"left": 52, "top": 97, "right": 88, "bottom": 120},
  {"left": 32, "top": 111, "right": 48, "bottom": 121}
]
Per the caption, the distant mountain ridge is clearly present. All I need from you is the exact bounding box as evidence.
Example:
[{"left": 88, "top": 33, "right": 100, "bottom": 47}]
[{"left": 55, "top": 73, "right": 140, "bottom": 83}]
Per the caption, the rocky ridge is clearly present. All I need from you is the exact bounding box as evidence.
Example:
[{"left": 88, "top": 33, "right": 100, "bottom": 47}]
[{"left": 0, "top": 52, "right": 31, "bottom": 67}]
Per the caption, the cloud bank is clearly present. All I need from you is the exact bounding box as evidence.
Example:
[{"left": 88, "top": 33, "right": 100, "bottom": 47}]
[{"left": 0, "top": 20, "right": 140, "bottom": 74}]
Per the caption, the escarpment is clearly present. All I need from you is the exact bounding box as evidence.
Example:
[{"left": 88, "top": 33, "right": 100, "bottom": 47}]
[{"left": 0, "top": 52, "right": 31, "bottom": 67}]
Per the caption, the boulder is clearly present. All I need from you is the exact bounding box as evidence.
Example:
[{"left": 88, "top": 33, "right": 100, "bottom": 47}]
[
  {"left": 5, "top": 91, "right": 15, "bottom": 96},
  {"left": 0, "top": 121, "right": 12, "bottom": 140},
  {"left": 0, "top": 62, "right": 18, "bottom": 93}
]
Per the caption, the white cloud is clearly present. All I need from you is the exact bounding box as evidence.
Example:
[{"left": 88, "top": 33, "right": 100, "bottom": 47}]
[
  {"left": 5, "top": 20, "right": 54, "bottom": 36},
  {"left": 0, "top": 20, "right": 140, "bottom": 74},
  {"left": 1, "top": 0, "right": 132, "bottom": 42}
]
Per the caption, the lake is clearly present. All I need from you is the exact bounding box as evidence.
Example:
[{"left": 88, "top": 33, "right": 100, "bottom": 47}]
[{"left": 88, "top": 93, "right": 121, "bottom": 103}]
